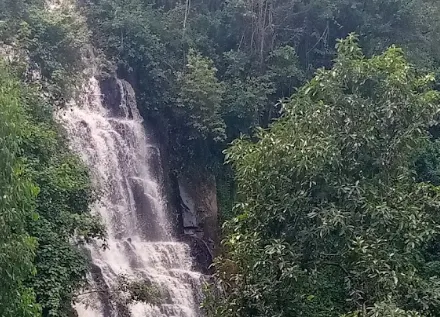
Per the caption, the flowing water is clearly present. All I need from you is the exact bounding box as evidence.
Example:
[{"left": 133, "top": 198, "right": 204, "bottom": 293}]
[{"left": 56, "top": 76, "right": 202, "bottom": 317}]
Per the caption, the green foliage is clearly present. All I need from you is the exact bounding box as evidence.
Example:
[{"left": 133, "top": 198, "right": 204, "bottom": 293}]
[
  {"left": 209, "top": 36, "right": 440, "bottom": 317},
  {"left": 86, "top": 0, "right": 174, "bottom": 111},
  {"left": 220, "top": 50, "right": 275, "bottom": 138},
  {"left": 25, "top": 6, "right": 89, "bottom": 98},
  {"left": 21, "top": 84, "right": 104, "bottom": 316},
  {"left": 0, "top": 1, "right": 89, "bottom": 100},
  {"left": 27, "top": 157, "right": 103, "bottom": 316},
  {"left": 267, "top": 45, "right": 304, "bottom": 97},
  {"left": 1, "top": 2, "right": 104, "bottom": 314},
  {"left": 221, "top": 75, "right": 272, "bottom": 138},
  {"left": 333, "top": 0, "right": 440, "bottom": 69},
  {"left": 0, "top": 63, "right": 103, "bottom": 317},
  {"left": 84, "top": 0, "right": 440, "bottom": 180},
  {"left": 106, "top": 275, "right": 162, "bottom": 316},
  {"left": 1, "top": 13, "right": 101, "bottom": 315},
  {"left": 4, "top": 0, "right": 440, "bottom": 315},
  {"left": 414, "top": 140, "right": 440, "bottom": 185},
  {"left": 216, "top": 165, "right": 236, "bottom": 222},
  {"left": 84, "top": 0, "right": 305, "bottom": 172},
  {"left": 115, "top": 275, "right": 161, "bottom": 305},
  {"left": 0, "top": 64, "right": 40, "bottom": 317},
  {"left": 178, "top": 49, "right": 226, "bottom": 141}
]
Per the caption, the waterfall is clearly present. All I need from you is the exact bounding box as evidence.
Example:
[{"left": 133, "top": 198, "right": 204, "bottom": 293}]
[{"left": 56, "top": 76, "right": 203, "bottom": 317}]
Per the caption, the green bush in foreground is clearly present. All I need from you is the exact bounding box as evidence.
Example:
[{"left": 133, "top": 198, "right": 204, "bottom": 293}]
[{"left": 208, "top": 35, "right": 440, "bottom": 317}]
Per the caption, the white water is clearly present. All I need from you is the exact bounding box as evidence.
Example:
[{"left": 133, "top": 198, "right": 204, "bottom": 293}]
[{"left": 56, "top": 76, "right": 202, "bottom": 317}]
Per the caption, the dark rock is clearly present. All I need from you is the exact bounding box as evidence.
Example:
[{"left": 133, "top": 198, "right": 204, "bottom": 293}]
[
  {"left": 177, "top": 173, "right": 219, "bottom": 248},
  {"left": 98, "top": 76, "right": 124, "bottom": 118},
  {"left": 180, "top": 234, "right": 214, "bottom": 274}
]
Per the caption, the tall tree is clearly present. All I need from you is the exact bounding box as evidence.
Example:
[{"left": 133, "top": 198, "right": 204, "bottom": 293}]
[
  {"left": 0, "top": 64, "right": 40, "bottom": 317},
  {"left": 178, "top": 49, "right": 225, "bottom": 141},
  {"left": 208, "top": 35, "right": 440, "bottom": 317}
]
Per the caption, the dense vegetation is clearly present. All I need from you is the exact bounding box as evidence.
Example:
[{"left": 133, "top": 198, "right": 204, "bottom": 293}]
[
  {"left": 207, "top": 36, "right": 440, "bottom": 317},
  {"left": 83, "top": 0, "right": 440, "bottom": 212},
  {"left": 0, "top": 63, "right": 40, "bottom": 317},
  {"left": 0, "top": 2, "right": 102, "bottom": 316},
  {"left": 2, "top": 0, "right": 440, "bottom": 316},
  {"left": 0, "top": 62, "right": 103, "bottom": 316}
]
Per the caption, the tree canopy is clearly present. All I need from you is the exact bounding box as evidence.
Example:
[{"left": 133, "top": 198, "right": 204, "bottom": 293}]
[
  {"left": 2, "top": 0, "right": 440, "bottom": 316},
  {"left": 0, "top": 64, "right": 40, "bottom": 317},
  {"left": 207, "top": 35, "right": 440, "bottom": 317}
]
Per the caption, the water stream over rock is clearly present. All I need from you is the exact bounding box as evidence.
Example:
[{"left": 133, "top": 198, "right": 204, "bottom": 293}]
[{"left": 57, "top": 76, "right": 202, "bottom": 317}]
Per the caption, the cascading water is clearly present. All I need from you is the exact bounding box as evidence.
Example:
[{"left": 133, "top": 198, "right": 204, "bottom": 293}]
[{"left": 56, "top": 74, "right": 203, "bottom": 317}]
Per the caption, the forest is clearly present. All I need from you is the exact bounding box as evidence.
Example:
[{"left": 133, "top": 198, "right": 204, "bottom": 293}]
[{"left": 2, "top": 0, "right": 440, "bottom": 316}]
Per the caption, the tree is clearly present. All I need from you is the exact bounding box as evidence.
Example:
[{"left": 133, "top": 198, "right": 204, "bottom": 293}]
[
  {"left": 0, "top": 64, "right": 40, "bottom": 317},
  {"left": 19, "top": 72, "right": 104, "bottom": 317},
  {"left": 178, "top": 49, "right": 226, "bottom": 141},
  {"left": 0, "top": 61, "right": 103, "bottom": 317},
  {"left": 208, "top": 35, "right": 440, "bottom": 317}
]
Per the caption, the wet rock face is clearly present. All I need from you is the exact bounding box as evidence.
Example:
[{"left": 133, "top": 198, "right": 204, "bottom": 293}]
[
  {"left": 98, "top": 74, "right": 218, "bottom": 275},
  {"left": 61, "top": 75, "right": 204, "bottom": 316},
  {"left": 99, "top": 76, "right": 136, "bottom": 119},
  {"left": 180, "top": 234, "right": 214, "bottom": 275},
  {"left": 176, "top": 172, "right": 218, "bottom": 272},
  {"left": 99, "top": 76, "right": 121, "bottom": 115}
]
